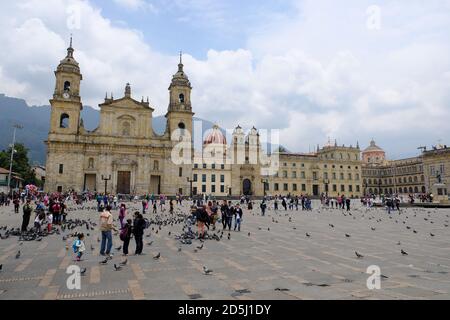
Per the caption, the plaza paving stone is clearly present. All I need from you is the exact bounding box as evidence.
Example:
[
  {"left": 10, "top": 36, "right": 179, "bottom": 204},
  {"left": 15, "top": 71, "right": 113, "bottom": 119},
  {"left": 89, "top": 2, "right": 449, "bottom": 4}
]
[{"left": 0, "top": 200, "right": 449, "bottom": 300}]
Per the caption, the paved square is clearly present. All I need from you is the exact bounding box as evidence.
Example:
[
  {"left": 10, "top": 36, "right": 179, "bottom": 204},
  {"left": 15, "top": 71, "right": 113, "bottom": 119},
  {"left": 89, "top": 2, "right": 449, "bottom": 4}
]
[{"left": 0, "top": 200, "right": 450, "bottom": 300}]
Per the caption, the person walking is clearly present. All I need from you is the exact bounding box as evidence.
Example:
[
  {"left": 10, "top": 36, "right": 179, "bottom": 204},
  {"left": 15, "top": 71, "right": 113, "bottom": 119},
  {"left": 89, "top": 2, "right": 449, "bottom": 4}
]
[
  {"left": 133, "top": 212, "right": 145, "bottom": 255},
  {"left": 21, "top": 199, "right": 33, "bottom": 232},
  {"left": 260, "top": 201, "right": 267, "bottom": 216},
  {"left": 234, "top": 204, "right": 243, "bottom": 231},
  {"left": 99, "top": 205, "right": 114, "bottom": 257},
  {"left": 119, "top": 204, "right": 127, "bottom": 229},
  {"left": 345, "top": 197, "right": 351, "bottom": 211}
]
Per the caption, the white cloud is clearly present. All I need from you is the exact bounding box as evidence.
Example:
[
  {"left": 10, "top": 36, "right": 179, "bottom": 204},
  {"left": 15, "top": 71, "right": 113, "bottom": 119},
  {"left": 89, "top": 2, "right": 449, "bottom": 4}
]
[
  {"left": 113, "top": 0, "right": 156, "bottom": 12},
  {"left": 0, "top": 0, "right": 449, "bottom": 158}
]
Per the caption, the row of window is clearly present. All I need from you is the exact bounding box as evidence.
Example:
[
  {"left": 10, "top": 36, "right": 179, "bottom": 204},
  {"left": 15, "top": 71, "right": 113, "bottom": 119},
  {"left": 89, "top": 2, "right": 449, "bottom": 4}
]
[
  {"left": 367, "top": 186, "right": 426, "bottom": 194},
  {"left": 364, "top": 175, "right": 424, "bottom": 185},
  {"left": 194, "top": 164, "right": 226, "bottom": 170},
  {"left": 193, "top": 174, "right": 225, "bottom": 183},
  {"left": 194, "top": 185, "right": 226, "bottom": 194},
  {"left": 281, "top": 163, "right": 359, "bottom": 170},
  {"left": 274, "top": 171, "right": 360, "bottom": 180},
  {"left": 364, "top": 165, "right": 423, "bottom": 176},
  {"left": 271, "top": 183, "right": 360, "bottom": 193}
]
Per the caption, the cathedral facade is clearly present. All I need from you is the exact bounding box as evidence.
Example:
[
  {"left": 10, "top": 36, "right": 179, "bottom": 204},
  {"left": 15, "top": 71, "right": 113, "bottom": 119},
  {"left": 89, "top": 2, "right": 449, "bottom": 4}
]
[{"left": 45, "top": 42, "right": 193, "bottom": 195}]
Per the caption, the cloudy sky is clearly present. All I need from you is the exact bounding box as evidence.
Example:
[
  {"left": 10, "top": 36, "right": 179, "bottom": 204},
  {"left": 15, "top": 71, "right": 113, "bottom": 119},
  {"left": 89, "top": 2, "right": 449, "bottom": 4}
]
[{"left": 0, "top": 0, "right": 449, "bottom": 159}]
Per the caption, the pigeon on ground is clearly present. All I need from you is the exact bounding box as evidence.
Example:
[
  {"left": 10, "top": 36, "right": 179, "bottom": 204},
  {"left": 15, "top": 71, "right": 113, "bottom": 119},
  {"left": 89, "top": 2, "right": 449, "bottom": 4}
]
[
  {"left": 203, "top": 265, "right": 213, "bottom": 275},
  {"left": 90, "top": 245, "right": 94, "bottom": 251},
  {"left": 371, "top": 227, "right": 376, "bottom": 231},
  {"left": 329, "top": 224, "right": 334, "bottom": 228},
  {"left": 248, "top": 232, "right": 251, "bottom": 237},
  {"left": 115, "top": 246, "right": 122, "bottom": 251},
  {"left": 97, "top": 237, "right": 100, "bottom": 243},
  {"left": 114, "top": 264, "right": 122, "bottom": 271},
  {"left": 413, "top": 230, "right": 417, "bottom": 234},
  {"left": 430, "top": 233, "right": 435, "bottom": 237},
  {"left": 120, "top": 259, "right": 128, "bottom": 266},
  {"left": 196, "top": 244, "right": 203, "bottom": 250},
  {"left": 15, "top": 251, "right": 20, "bottom": 259},
  {"left": 153, "top": 252, "right": 160, "bottom": 259},
  {"left": 345, "top": 234, "right": 351, "bottom": 238},
  {"left": 178, "top": 247, "right": 182, "bottom": 252},
  {"left": 355, "top": 251, "right": 364, "bottom": 259},
  {"left": 147, "top": 241, "right": 153, "bottom": 246},
  {"left": 99, "top": 258, "right": 108, "bottom": 265},
  {"left": 80, "top": 267, "right": 87, "bottom": 275},
  {"left": 401, "top": 249, "right": 408, "bottom": 256},
  {"left": 397, "top": 241, "right": 401, "bottom": 245},
  {"left": 306, "top": 233, "right": 310, "bottom": 237}
]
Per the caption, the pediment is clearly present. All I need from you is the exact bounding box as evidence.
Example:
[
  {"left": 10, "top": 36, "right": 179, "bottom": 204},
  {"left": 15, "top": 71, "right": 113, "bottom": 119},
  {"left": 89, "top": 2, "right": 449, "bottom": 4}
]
[{"left": 99, "top": 96, "right": 154, "bottom": 111}]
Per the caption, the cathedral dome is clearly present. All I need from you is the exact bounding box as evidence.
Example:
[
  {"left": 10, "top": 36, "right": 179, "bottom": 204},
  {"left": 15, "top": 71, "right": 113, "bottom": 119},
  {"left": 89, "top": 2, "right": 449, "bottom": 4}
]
[
  {"left": 363, "top": 139, "right": 384, "bottom": 152},
  {"left": 204, "top": 125, "right": 227, "bottom": 145}
]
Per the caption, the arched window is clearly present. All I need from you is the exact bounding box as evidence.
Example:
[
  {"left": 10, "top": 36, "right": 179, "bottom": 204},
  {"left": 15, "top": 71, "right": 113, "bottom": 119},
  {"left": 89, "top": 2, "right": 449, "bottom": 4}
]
[
  {"left": 409, "top": 187, "right": 413, "bottom": 193},
  {"left": 60, "top": 113, "right": 69, "bottom": 128},
  {"left": 88, "top": 158, "right": 94, "bottom": 169},
  {"left": 422, "top": 186, "right": 426, "bottom": 193},
  {"left": 179, "top": 93, "right": 185, "bottom": 103},
  {"left": 414, "top": 186, "right": 418, "bottom": 193},
  {"left": 122, "top": 121, "right": 131, "bottom": 136},
  {"left": 64, "top": 81, "right": 71, "bottom": 92},
  {"left": 408, "top": 177, "right": 412, "bottom": 183},
  {"left": 414, "top": 176, "right": 418, "bottom": 182}
]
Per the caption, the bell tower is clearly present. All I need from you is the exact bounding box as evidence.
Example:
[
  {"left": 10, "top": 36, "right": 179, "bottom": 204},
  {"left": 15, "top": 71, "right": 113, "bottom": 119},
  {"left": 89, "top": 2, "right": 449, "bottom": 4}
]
[
  {"left": 49, "top": 36, "right": 83, "bottom": 135},
  {"left": 165, "top": 52, "right": 194, "bottom": 139}
]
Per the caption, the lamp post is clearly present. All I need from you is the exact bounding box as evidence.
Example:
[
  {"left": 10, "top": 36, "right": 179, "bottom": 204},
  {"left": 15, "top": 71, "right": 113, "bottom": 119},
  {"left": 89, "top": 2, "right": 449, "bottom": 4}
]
[
  {"left": 323, "top": 178, "right": 329, "bottom": 197},
  {"left": 261, "top": 178, "right": 268, "bottom": 197},
  {"left": 101, "top": 174, "right": 111, "bottom": 195},
  {"left": 7, "top": 124, "right": 23, "bottom": 197},
  {"left": 186, "top": 177, "right": 193, "bottom": 198}
]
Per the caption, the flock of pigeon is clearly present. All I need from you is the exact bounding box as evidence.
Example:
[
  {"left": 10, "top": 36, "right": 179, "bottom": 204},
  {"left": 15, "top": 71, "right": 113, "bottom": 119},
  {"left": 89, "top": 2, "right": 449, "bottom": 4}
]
[{"left": 1, "top": 201, "right": 449, "bottom": 280}]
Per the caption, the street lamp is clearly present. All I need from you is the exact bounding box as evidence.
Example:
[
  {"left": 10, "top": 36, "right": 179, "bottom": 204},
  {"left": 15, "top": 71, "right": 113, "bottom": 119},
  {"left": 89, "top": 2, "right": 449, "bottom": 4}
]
[
  {"left": 323, "top": 178, "right": 329, "bottom": 197},
  {"left": 186, "top": 177, "right": 194, "bottom": 198},
  {"left": 261, "top": 178, "right": 268, "bottom": 197},
  {"left": 101, "top": 174, "right": 111, "bottom": 195},
  {"left": 7, "top": 124, "right": 23, "bottom": 196}
]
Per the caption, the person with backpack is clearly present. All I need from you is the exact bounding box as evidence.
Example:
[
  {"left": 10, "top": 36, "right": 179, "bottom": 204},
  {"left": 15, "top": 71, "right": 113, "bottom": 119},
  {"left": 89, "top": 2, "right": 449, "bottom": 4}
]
[
  {"left": 234, "top": 204, "right": 243, "bottom": 232},
  {"left": 72, "top": 233, "right": 86, "bottom": 262},
  {"left": 21, "top": 199, "right": 33, "bottom": 232},
  {"left": 99, "top": 205, "right": 114, "bottom": 257},
  {"left": 120, "top": 219, "right": 133, "bottom": 256},
  {"left": 133, "top": 212, "right": 146, "bottom": 255}
]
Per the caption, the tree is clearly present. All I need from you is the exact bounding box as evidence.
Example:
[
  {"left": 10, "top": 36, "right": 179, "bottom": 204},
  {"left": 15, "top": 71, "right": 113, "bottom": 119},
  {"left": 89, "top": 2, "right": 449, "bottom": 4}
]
[{"left": 0, "top": 143, "right": 39, "bottom": 186}]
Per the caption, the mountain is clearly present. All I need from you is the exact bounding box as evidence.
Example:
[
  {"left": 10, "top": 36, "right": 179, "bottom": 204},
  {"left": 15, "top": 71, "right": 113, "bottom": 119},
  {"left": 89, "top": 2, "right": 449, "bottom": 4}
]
[{"left": 0, "top": 94, "right": 218, "bottom": 164}]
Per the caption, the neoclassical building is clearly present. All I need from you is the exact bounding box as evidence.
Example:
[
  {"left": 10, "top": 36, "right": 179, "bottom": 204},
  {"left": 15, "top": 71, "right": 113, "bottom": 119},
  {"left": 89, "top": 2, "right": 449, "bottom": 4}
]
[{"left": 45, "top": 40, "right": 364, "bottom": 197}]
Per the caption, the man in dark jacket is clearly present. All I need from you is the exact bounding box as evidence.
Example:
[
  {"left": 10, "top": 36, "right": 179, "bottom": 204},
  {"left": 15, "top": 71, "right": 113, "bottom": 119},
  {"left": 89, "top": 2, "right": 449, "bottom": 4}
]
[
  {"left": 133, "top": 212, "right": 146, "bottom": 255},
  {"left": 21, "top": 199, "right": 33, "bottom": 232}
]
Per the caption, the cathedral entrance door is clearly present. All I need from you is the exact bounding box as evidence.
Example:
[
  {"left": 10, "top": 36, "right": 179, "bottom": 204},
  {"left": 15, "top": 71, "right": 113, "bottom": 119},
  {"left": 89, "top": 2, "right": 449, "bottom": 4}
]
[
  {"left": 150, "top": 175, "right": 161, "bottom": 195},
  {"left": 117, "top": 171, "right": 131, "bottom": 194},
  {"left": 243, "top": 179, "right": 252, "bottom": 195}
]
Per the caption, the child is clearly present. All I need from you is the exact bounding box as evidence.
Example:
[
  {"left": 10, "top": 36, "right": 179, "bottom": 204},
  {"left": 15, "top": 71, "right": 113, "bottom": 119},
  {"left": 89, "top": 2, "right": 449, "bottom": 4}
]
[
  {"left": 34, "top": 211, "right": 45, "bottom": 233},
  {"left": 73, "top": 233, "right": 86, "bottom": 261},
  {"left": 120, "top": 219, "right": 133, "bottom": 256},
  {"left": 46, "top": 211, "right": 53, "bottom": 232}
]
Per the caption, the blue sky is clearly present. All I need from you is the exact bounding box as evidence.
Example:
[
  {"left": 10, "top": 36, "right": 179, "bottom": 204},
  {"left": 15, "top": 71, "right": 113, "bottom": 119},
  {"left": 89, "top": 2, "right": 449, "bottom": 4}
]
[
  {"left": 91, "top": 0, "right": 297, "bottom": 58},
  {"left": 0, "top": 0, "right": 449, "bottom": 159}
]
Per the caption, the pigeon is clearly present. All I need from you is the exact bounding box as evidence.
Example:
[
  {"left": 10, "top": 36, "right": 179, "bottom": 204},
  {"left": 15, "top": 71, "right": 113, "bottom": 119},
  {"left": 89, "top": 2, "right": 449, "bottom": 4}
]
[
  {"left": 267, "top": 228, "right": 270, "bottom": 231},
  {"left": 397, "top": 241, "right": 401, "bottom": 245},
  {"left": 248, "top": 232, "right": 251, "bottom": 237},
  {"left": 90, "top": 245, "right": 95, "bottom": 251},
  {"left": 178, "top": 247, "right": 182, "bottom": 252},
  {"left": 306, "top": 233, "right": 310, "bottom": 238},
  {"left": 406, "top": 226, "right": 411, "bottom": 230},
  {"left": 380, "top": 274, "right": 389, "bottom": 279},
  {"left": 413, "top": 230, "right": 417, "bottom": 234},
  {"left": 120, "top": 259, "right": 128, "bottom": 266},
  {"left": 401, "top": 249, "right": 408, "bottom": 256},
  {"left": 99, "top": 258, "right": 108, "bottom": 265},
  {"left": 115, "top": 246, "right": 122, "bottom": 251},
  {"left": 355, "top": 251, "right": 364, "bottom": 259},
  {"left": 168, "top": 231, "right": 171, "bottom": 236},
  {"left": 153, "top": 252, "right": 160, "bottom": 260},
  {"left": 80, "top": 267, "right": 87, "bottom": 275},
  {"left": 196, "top": 244, "right": 203, "bottom": 250},
  {"left": 329, "top": 224, "right": 334, "bottom": 228},
  {"left": 203, "top": 265, "right": 213, "bottom": 275},
  {"left": 15, "top": 251, "right": 20, "bottom": 259},
  {"left": 345, "top": 234, "right": 351, "bottom": 238},
  {"left": 146, "top": 241, "right": 153, "bottom": 246},
  {"left": 371, "top": 227, "right": 376, "bottom": 231},
  {"left": 114, "top": 264, "right": 122, "bottom": 271},
  {"left": 430, "top": 233, "right": 435, "bottom": 237},
  {"left": 97, "top": 237, "right": 100, "bottom": 243},
  {"left": 227, "top": 233, "right": 231, "bottom": 240}
]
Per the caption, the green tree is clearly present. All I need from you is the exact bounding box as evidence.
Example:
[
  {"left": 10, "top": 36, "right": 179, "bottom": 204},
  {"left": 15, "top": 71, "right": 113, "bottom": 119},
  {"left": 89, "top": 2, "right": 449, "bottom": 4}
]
[{"left": 0, "top": 143, "right": 39, "bottom": 186}]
